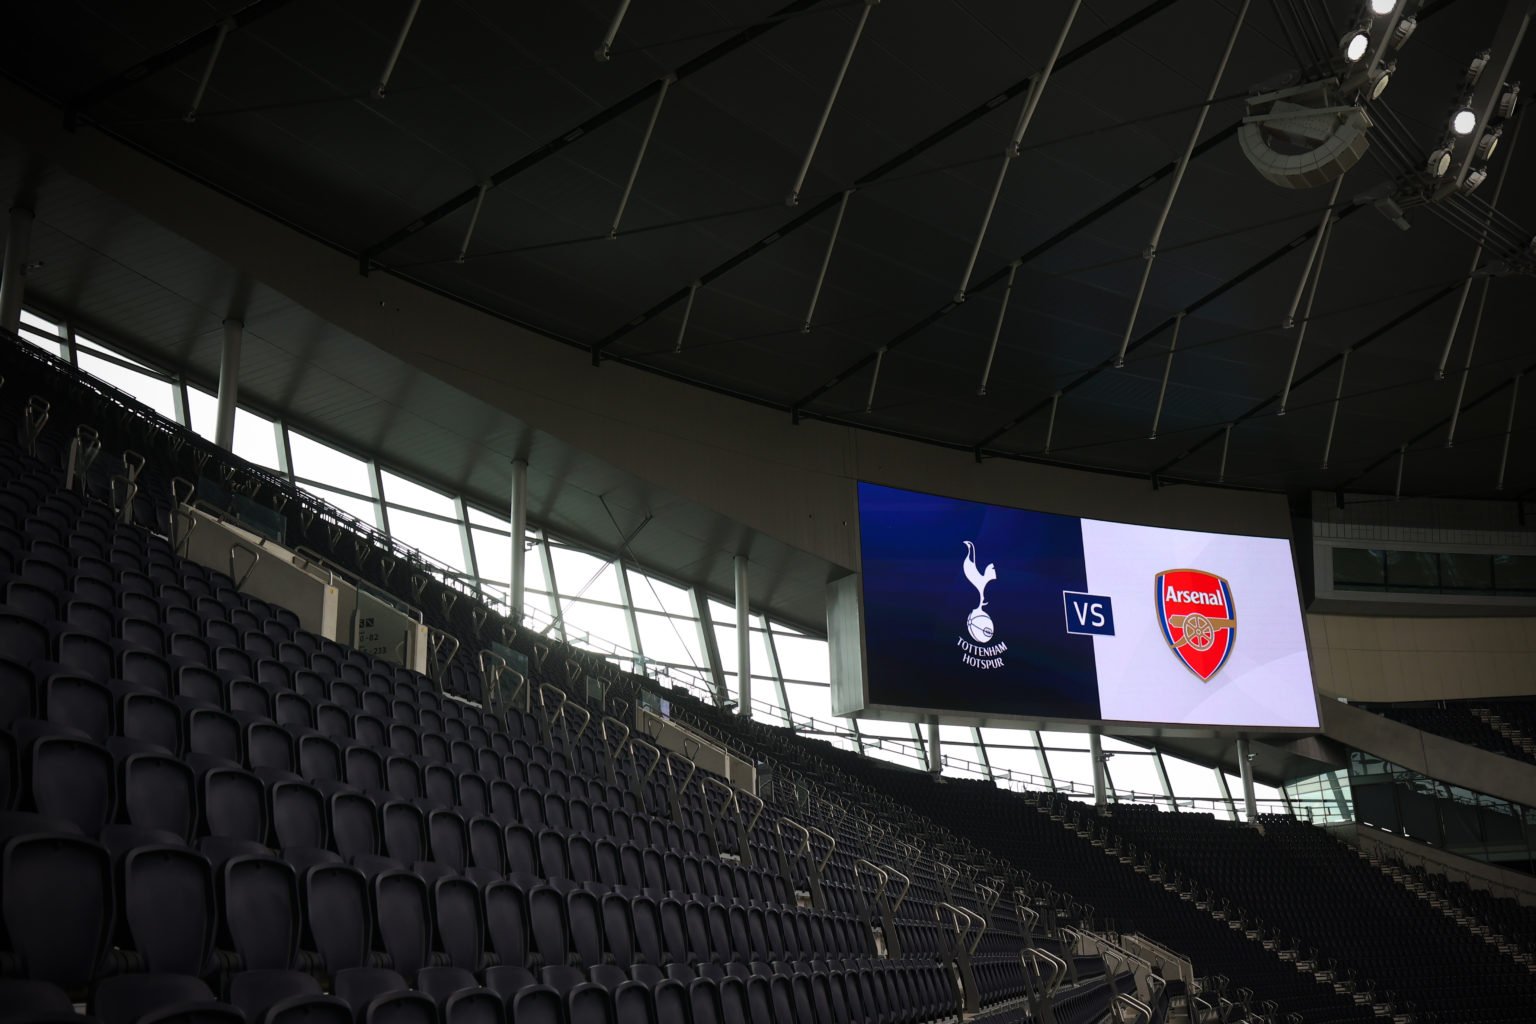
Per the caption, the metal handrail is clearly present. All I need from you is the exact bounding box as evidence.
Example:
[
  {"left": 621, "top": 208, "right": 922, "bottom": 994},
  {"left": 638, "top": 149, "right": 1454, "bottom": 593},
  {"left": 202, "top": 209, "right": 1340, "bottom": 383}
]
[
  {"left": 1114, "top": 993, "right": 1154, "bottom": 1024},
  {"left": 664, "top": 751, "right": 698, "bottom": 796},
  {"left": 738, "top": 789, "right": 765, "bottom": 832},
  {"left": 624, "top": 736, "right": 663, "bottom": 786},
  {"left": 807, "top": 824, "right": 836, "bottom": 874},
  {"left": 854, "top": 858, "right": 889, "bottom": 904},
  {"left": 776, "top": 817, "right": 811, "bottom": 860},
  {"left": 228, "top": 539, "right": 261, "bottom": 590},
  {"left": 885, "top": 865, "right": 912, "bottom": 915},
  {"left": 599, "top": 715, "right": 630, "bottom": 755},
  {"left": 564, "top": 701, "right": 591, "bottom": 743}
]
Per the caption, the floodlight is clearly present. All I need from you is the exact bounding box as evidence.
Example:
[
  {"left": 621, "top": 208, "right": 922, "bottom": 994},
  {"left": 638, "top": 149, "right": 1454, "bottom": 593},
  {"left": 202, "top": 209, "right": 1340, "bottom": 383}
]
[
  {"left": 1343, "top": 27, "right": 1370, "bottom": 62},
  {"left": 1391, "top": 16, "right": 1416, "bottom": 48},
  {"left": 1369, "top": 62, "right": 1395, "bottom": 100},
  {"left": 1451, "top": 108, "right": 1477, "bottom": 135},
  {"left": 1497, "top": 82, "right": 1520, "bottom": 118},
  {"left": 1466, "top": 50, "right": 1490, "bottom": 87},
  {"left": 1477, "top": 125, "right": 1502, "bottom": 160},
  {"left": 1427, "top": 147, "right": 1453, "bottom": 177},
  {"left": 1369, "top": 0, "right": 1397, "bottom": 12},
  {"left": 1462, "top": 167, "right": 1488, "bottom": 194}
]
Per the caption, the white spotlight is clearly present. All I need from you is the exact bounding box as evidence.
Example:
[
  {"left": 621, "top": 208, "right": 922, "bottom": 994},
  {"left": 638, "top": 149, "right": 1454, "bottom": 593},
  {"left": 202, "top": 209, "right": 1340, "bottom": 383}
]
[
  {"left": 1392, "top": 16, "right": 1417, "bottom": 48},
  {"left": 1477, "top": 125, "right": 1502, "bottom": 160},
  {"left": 1370, "top": 0, "right": 1397, "bottom": 13},
  {"left": 1451, "top": 108, "right": 1478, "bottom": 135},
  {"left": 1343, "top": 28, "right": 1370, "bottom": 62},
  {"left": 1427, "top": 147, "right": 1453, "bottom": 177}
]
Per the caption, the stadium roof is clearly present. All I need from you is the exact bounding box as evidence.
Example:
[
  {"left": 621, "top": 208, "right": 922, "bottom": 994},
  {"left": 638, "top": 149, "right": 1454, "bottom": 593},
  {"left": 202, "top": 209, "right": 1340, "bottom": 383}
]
[{"left": 2, "top": 0, "right": 1534, "bottom": 599}]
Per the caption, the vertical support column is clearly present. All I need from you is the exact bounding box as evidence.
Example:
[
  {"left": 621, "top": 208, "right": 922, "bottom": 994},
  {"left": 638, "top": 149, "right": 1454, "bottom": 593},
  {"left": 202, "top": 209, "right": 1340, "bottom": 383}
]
[
  {"left": 214, "top": 318, "right": 243, "bottom": 451},
  {"left": 1236, "top": 736, "right": 1258, "bottom": 821},
  {"left": 734, "top": 555, "right": 751, "bottom": 718},
  {"left": 1089, "top": 730, "right": 1106, "bottom": 809},
  {"left": 509, "top": 458, "right": 528, "bottom": 621},
  {"left": 927, "top": 716, "right": 940, "bottom": 775},
  {"left": 0, "top": 205, "right": 35, "bottom": 334}
]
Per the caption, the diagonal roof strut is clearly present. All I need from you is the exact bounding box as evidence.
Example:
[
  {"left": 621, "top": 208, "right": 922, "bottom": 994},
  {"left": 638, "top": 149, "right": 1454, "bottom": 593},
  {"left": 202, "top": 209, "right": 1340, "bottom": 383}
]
[
  {"left": 358, "top": 0, "right": 829, "bottom": 272},
  {"left": 587, "top": 0, "right": 1186, "bottom": 364}
]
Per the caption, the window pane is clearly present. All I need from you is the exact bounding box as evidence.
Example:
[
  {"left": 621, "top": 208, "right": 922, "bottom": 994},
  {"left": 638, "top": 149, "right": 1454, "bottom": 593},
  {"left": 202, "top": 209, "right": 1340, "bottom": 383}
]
[
  {"left": 984, "top": 743, "right": 1050, "bottom": 789},
  {"left": 1039, "top": 730, "right": 1091, "bottom": 750},
  {"left": 627, "top": 569, "right": 694, "bottom": 616},
  {"left": 774, "top": 634, "right": 829, "bottom": 684},
  {"left": 714, "top": 623, "right": 739, "bottom": 676},
  {"left": 1439, "top": 552, "right": 1492, "bottom": 592},
  {"left": 1384, "top": 549, "right": 1438, "bottom": 590},
  {"left": 561, "top": 599, "right": 632, "bottom": 658},
  {"left": 76, "top": 347, "right": 178, "bottom": 422},
  {"left": 1106, "top": 753, "right": 1166, "bottom": 803},
  {"left": 1161, "top": 754, "right": 1226, "bottom": 810},
  {"left": 1044, "top": 749, "right": 1096, "bottom": 799},
  {"left": 783, "top": 681, "right": 834, "bottom": 727},
  {"left": 635, "top": 609, "right": 704, "bottom": 670},
  {"left": 20, "top": 311, "right": 66, "bottom": 358},
  {"left": 471, "top": 528, "right": 512, "bottom": 585},
  {"left": 549, "top": 545, "right": 623, "bottom": 604},
  {"left": 183, "top": 388, "right": 283, "bottom": 469},
  {"left": 289, "top": 431, "right": 372, "bottom": 494},
  {"left": 466, "top": 505, "right": 505, "bottom": 529},
  {"left": 380, "top": 469, "right": 458, "bottom": 517},
  {"left": 388, "top": 507, "right": 468, "bottom": 573},
  {"left": 299, "top": 482, "right": 380, "bottom": 528},
  {"left": 1494, "top": 554, "right": 1536, "bottom": 594},
  {"left": 1332, "top": 548, "right": 1385, "bottom": 589}
]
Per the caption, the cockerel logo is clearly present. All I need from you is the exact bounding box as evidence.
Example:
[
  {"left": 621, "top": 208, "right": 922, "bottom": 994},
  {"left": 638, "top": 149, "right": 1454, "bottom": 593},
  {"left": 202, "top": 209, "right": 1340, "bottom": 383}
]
[{"left": 962, "top": 541, "right": 998, "bottom": 644}]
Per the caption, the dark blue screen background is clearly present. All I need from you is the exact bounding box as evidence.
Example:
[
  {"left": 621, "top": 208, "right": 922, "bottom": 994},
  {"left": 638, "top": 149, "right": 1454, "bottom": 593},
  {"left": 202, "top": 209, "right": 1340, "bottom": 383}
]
[{"left": 857, "top": 482, "right": 1101, "bottom": 719}]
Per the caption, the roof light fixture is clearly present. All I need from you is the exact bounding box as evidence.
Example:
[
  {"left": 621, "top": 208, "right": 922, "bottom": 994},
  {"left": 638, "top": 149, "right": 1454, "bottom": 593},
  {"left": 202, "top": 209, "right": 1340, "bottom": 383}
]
[
  {"left": 1343, "top": 25, "right": 1371, "bottom": 63},
  {"left": 1451, "top": 107, "right": 1478, "bottom": 135},
  {"left": 1477, "top": 125, "right": 1502, "bottom": 160},
  {"left": 1497, "top": 81, "right": 1521, "bottom": 118},
  {"left": 1369, "top": 61, "right": 1395, "bottom": 100},
  {"left": 1461, "top": 166, "right": 1488, "bottom": 194},
  {"left": 1466, "top": 50, "right": 1490, "bottom": 88},
  {"left": 1391, "top": 16, "right": 1416, "bottom": 48},
  {"left": 1427, "top": 146, "right": 1453, "bottom": 176}
]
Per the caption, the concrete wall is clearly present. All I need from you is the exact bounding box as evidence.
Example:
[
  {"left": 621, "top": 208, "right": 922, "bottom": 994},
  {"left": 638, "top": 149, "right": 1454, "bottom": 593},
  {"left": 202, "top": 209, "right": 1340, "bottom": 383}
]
[{"left": 1308, "top": 614, "right": 1536, "bottom": 702}]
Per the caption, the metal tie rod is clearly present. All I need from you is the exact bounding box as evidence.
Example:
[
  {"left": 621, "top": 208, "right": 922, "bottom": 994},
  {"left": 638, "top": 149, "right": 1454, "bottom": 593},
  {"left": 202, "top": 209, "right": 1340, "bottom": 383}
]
[
  {"left": 455, "top": 181, "right": 490, "bottom": 264},
  {"left": 865, "top": 347, "right": 886, "bottom": 413},
  {"left": 611, "top": 74, "right": 676, "bottom": 238},
  {"left": 1043, "top": 390, "right": 1062, "bottom": 453},
  {"left": 375, "top": 0, "right": 425, "bottom": 98},
  {"left": 674, "top": 280, "right": 701, "bottom": 353},
  {"left": 977, "top": 261, "right": 1021, "bottom": 395},
  {"left": 1217, "top": 423, "right": 1233, "bottom": 484},
  {"left": 1497, "top": 374, "right": 1521, "bottom": 491},
  {"left": 954, "top": 0, "right": 1083, "bottom": 302},
  {"left": 1148, "top": 311, "right": 1185, "bottom": 438},
  {"left": 595, "top": 0, "right": 635, "bottom": 62},
  {"left": 1282, "top": 175, "right": 1344, "bottom": 329},
  {"left": 184, "top": 19, "right": 235, "bottom": 123},
  {"left": 1394, "top": 442, "right": 1407, "bottom": 499},
  {"left": 802, "top": 189, "right": 854, "bottom": 332},
  {"left": 1278, "top": 201, "right": 1337, "bottom": 415},
  {"left": 1444, "top": 276, "right": 1491, "bottom": 448},
  {"left": 1113, "top": 0, "right": 1249, "bottom": 368},
  {"left": 1321, "top": 350, "right": 1348, "bottom": 470},
  {"left": 787, "top": 0, "right": 879, "bottom": 207}
]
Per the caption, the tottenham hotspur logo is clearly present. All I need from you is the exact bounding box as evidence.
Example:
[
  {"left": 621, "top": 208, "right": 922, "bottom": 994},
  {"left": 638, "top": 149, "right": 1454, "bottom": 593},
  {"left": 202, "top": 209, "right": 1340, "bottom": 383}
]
[{"left": 957, "top": 541, "right": 1007, "bottom": 669}]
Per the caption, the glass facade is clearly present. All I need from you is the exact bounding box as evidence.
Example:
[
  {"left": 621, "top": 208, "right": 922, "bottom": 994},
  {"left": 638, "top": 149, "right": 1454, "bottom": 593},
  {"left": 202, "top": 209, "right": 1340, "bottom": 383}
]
[
  {"left": 1332, "top": 546, "right": 1536, "bottom": 596},
  {"left": 1349, "top": 752, "right": 1535, "bottom": 875},
  {"left": 31, "top": 306, "right": 1326, "bottom": 813}
]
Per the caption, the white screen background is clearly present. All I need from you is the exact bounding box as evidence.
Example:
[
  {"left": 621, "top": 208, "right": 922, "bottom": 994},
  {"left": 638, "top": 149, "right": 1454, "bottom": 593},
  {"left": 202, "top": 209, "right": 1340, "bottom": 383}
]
[{"left": 1080, "top": 519, "right": 1318, "bottom": 728}]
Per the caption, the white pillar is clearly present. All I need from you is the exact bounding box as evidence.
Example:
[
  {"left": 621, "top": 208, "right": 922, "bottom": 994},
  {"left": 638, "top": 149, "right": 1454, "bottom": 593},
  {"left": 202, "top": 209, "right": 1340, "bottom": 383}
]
[
  {"left": 734, "top": 555, "right": 751, "bottom": 717},
  {"left": 214, "top": 318, "right": 243, "bottom": 450},
  {"left": 509, "top": 458, "right": 528, "bottom": 620},
  {"left": 0, "top": 205, "right": 34, "bottom": 334},
  {"left": 1236, "top": 736, "right": 1259, "bottom": 821},
  {"left": 927, "top": 716, "right": 941, "bottom": 775},
  {"left": 1090, "top": 730, "right": 1107, "bottom": 809}
]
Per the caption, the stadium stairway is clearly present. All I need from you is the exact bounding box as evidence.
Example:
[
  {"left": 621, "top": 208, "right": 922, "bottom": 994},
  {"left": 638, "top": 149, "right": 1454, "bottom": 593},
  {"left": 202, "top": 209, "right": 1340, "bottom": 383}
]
[{"left": 1365, "top": 853, "right": 1535, "bottom": 969}]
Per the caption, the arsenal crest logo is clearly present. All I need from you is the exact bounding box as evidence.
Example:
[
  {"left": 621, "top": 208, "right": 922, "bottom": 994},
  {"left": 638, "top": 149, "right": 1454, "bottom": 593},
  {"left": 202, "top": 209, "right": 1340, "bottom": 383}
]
[{"left": 1155, "top": 569, "right": 1235, "bottom": 681}]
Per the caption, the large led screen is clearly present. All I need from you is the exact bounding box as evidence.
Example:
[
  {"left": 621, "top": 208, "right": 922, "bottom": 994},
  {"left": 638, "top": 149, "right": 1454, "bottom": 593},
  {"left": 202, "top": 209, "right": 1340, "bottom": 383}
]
[{"left": 857, "top": 482, "right": 1318, "bottom": 729}]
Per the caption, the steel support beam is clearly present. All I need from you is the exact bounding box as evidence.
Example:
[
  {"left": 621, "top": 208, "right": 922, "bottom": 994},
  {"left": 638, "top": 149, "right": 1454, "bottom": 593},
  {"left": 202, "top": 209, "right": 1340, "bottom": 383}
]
[
  {"left": 734, "top": 556, "right": 751, "bottom": 717},
  {"left": 509, "top": 457, "right": 528, "bottom": 620},
  {"left": 0, "top": 205, "right": 33, "bottom": 334},
  {"left": 214, "top": 318, "right": 243, "bottom": 451}
]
